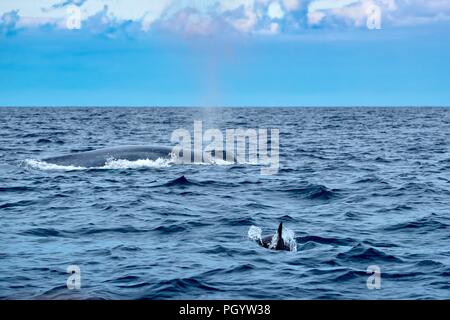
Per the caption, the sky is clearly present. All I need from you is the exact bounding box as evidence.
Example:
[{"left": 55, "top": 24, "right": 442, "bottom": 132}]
[{"left": 1, "top": 0, "right": 450, "bottom": 107}]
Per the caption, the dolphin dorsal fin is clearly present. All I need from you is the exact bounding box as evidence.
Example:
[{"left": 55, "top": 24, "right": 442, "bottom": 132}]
[{"left": 276, "top": 222, "right": 284, "bottom": 249}]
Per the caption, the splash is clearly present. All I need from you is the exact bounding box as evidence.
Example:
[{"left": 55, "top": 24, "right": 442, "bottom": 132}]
[
  {"left": 191, "top": 158, "right": 235, "bottom": 166},
  {"left": 188, "top": 152, "right": 235, "bottom": 166},
  {"left": 248, "top": 225, "right": 262, "bottom": 241},
  {"left": 282, "top": 227, "right": 298, "bottom": 252},
  {"left": 22, "top": 159, "right": 85, "bottom": 171},
  {"left": 22, "top": 157, "right": 173, "bottom": 171},
  {"left": 22, "top": 153, "right": 237, "bottom": 172},
  {"left": 103, "top": 158, "right": 173, "bottom": 169},
  {"left": 248, "top": 225, "right": 297, "bottom": 252}
]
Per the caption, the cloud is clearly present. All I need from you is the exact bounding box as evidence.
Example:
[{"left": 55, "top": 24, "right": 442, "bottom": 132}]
[
  {"left": 223, "top": 3, "right": 259, "bottom": 33},
  {"left": 388, "top": 0, "right": 450, "bottom": 26},
  {"left": 155, "top": 7, "right": 216, "bottom": 36},
  {"left": 307, "top": 0, "right": 450, "bottom": 28},
  {"left": 259, "top": 21, "right": 281, "bottom": 34},
  {"left": 0, "top": 0, "right": 449, "bottom": 37},
  {"left": 307, "top": 0, "right": 375, "bottom": 27},
  {"left": 267, "top": 2, "right": 285, "bottom": 19},
  {"left": 283, "top": 0, "right": 302, "bottom": 11},
  {"left": 0, "top": 10, "right": 20, "bottom": 35},
  {"left": 80, "top": 5, "right": 137, "bottom": 38},
  {"left": 307, "top": 10, "right": 326, "bottom": 25},
  {"left": 50, "top": 0, "right": 87, "bottom": 9}
]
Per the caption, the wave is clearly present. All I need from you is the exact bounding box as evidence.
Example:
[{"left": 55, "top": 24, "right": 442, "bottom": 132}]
[
  {"left": 200, "top": 245, "right": 246, "bottom": 256},
  {"left": 21, "top": 227, "right": 64, "bottom": 237},
  {"left": 36, "top": 138, "right": 51, "bottom": 144},
  {"left": 162, "top": 175, "right": 192, "bottom": 187},
  {"left": 21, "top": 226, "right": 150, "bottom": 238},
  {"left": 384, "top": 214, "right": 448, "bottom": 233},
  {"left": 413, "top": 260, "right": 446, "bottom": 269},
  {"left": 21, "top": 155, "right": 235, "bottom": 171},
  {"left": 21, "top": 157, "right": 174, "bottom": 171},
  {"left": 139, "top": 277, "right": 221, "bottom": 299},
  {"left": 332, "top": 269, "right": 368, "bottom": 281},
  {"left": 0, "top": 199, "right": 39, "bottom": 209},
  {"left": 0, "top": 186, "right": 34, "bottom": 192},
  {"left": 336, "top": 243, "right": 402, "bottom": 263},
  {"left": 285, "top": 184, "right": 339, "bottom": 200},
  {"left": 21, "top": 221, "right": 212, "bottom": 238},
  {"left": 353, "top": 174, "right": 388, "bottom": 185},
  {"left": 297, "top": 235, "right": 356, "bottom": 246},
  {"left": 152, "top": 224, "right": 188, "bottom": 234}
]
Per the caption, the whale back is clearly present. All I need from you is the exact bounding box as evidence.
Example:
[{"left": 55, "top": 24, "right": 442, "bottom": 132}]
[
  {"left": 42, "top": 145, "right": 233, "bottom": 167},
  {"left": 42, "top": 145, "right": 173, "bottom": 167}
]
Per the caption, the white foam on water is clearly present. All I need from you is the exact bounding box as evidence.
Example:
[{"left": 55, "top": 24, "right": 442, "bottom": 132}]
[
  {"left": 23, "top": 153, "right": 238, "bottom": 171},
  {"left": 22, "top": 159, "right": 86, "bottom": 171},
  {"left": 248, "top": 225, "right": 297, "bottom": 252},
  {"left": 268, "top": 234, "right": 279, "bottom": 250},
  {"left": 190, "top": 158, "right": 235, "bottom": 166},
  {"left": 22, "top": 157, "right": 174, "bottom": 171},
  {"left": 283, "top": 227, "right": 297, "bottom": 252},
  {"left": 103, "top": 157, "right": 173, "bottom": 169},
  {"left": 248, "top": 225, "right": 262, "bottom": 241}
]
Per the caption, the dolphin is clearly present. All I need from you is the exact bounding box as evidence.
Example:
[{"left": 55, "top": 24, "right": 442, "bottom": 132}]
[
  {"left": 259, "top": 222, "right": 291, "bottom": 251},
  {"left": 41, "top": 145, "right": 230, "bottom": 168}
]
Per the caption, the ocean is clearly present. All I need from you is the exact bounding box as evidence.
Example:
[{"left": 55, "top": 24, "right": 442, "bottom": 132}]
[{"left": 0, "top": 107, "right": 449, "bottom": 299}]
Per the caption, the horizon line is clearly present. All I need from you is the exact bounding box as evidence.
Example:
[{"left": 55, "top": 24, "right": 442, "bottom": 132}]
[{"left": 1, "top": 105, "right": 450, "bottom": 108}]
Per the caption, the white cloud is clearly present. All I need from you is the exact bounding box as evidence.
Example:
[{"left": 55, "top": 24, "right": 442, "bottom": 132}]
[
  {"left": 1, "top": 0, "right": 450, "bottom": 36},
  {"left": 268, "top": 1, "right": 285, "bottom": 19},
  {"left": 283, "top": 0, "right": 301, "bottom": 11},
  {"left": 307, "top": 10, "right": 323, "bottom": 24},
  {"left": 258, "top": 21, "right": 281, "bottom": 34},
  {"left": 0, "top": 0, "right": 172, "bottom": 30},
  {"left": 0, "top": 0, "right": 56, "bottom": 17},
  {"left": 228, "top": 6, "right": 258, "bottom": 32},
  {"left": 307, "top": 0, "right": 450, "bottom": 28},
  {"left": 330, "top": 1, "right": 373, "bottom": 27},
  {"left": 308, "top": 0, "right": 361, "bottom": 12},
  {"left": 219, "top": 0, "right": 257, "bottom": 12},
  {"left": 79, "top": 0, "right": 172, "bottom": 31},
  {"left": 389, "top": 0, "right": 450, "bottom": 26},
  {"left": 307, "top": 0, "right": 399, "bottom": 27}
]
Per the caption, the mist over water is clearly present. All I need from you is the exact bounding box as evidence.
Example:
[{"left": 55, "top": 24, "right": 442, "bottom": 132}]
[{"left": 0, "top": 107, "right": 449, "bottom": 299}]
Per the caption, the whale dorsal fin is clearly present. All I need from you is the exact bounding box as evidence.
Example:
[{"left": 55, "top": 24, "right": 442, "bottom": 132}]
[{"left": 276, "top": 222, "right": 284, "bottom": 250}]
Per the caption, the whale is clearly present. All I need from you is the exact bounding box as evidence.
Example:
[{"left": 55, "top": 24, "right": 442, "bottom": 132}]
[
  {"left": 259, "top": 222, "right": 291, "bottom": 251},
  {"left": 41, "top": 145, "right": 230, "bottom": 168}
]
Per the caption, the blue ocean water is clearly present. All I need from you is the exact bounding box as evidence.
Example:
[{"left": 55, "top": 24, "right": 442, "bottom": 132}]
[{"left": 0, "top": 107, "right": 449, "bottom": 300}]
